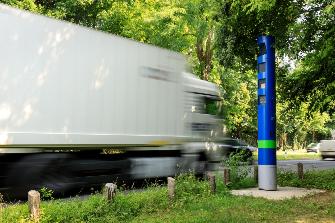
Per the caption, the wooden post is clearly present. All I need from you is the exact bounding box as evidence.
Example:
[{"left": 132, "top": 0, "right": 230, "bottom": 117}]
[
  {"left": 297, "top": 163, "right": 304, "bottom": 179},
  {"left": 0, "top": 193, "right": 4, "bottom": 216},
  {"left": 104, "top": 183, "right": 117, "bottom": 201},
  {"left": 203, "top": 171, "right": 209, "bottom": 181},
  {"left": 0, "top": 193, "right": 3, "bottom": 211},
  {"left": 254, "top": 165, "right": 258, "bottom": 183},
  {"left": 28, "top": 190, "right": 40, "bottom": 221},
  {"left": 167, "top": 177, "right": 175, "bottom": 200},
  {"left": 223, "top": 168, "right": 230, "bottom": 185},
  {"left": 208, "top": 173, "right": 216, "bottom": 194}
]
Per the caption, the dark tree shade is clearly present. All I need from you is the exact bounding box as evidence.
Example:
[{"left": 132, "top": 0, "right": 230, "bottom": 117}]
[{"left": 215, "top": 0, "right": 303, "bottom": 70}]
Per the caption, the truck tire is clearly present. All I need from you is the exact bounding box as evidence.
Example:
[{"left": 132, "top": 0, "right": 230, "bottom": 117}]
[{"left": 5, "top": 153, "right": 74, "bottom": 199}]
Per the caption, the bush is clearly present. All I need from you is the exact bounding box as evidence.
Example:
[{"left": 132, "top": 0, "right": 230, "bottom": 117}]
[
  {"left": 39, "top": 187, "right": 54, "bottom": 201},
  {"left": 223, "top": 151, "right": 256, "bottom": 189},
  {"left": 175, "top": 173, "right": 211, "bottom": 203}
]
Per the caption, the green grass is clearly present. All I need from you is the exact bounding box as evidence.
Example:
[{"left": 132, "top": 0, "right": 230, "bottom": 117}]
[
  {"left": 253, "top": 151, "right": 320, "bottom": 160},
  {"left": 1, "top": 171, "right": 335, "bottom": 223},
  {"left": 1, "top": 188, "right": 334, "bottom": 222},
  {"left": 276, "top": 153, "right": 320, "bottom": 160},
  {"left": 278, "top": 169, "right": 335, "bottom": 190}
]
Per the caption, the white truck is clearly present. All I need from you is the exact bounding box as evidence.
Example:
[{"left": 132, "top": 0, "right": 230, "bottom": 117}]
[
  {"left": 0, "top": 4, "right": 221, "bottom": 196},
  {"left": 319, "top": 140, "right": 335, "bottom": 160}
]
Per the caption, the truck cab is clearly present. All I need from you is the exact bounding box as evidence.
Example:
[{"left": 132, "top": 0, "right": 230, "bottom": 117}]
[
  {"left": 179, "top": 73, "right": 223, "bottom": 171},
  {"left": 182, "top": 72, "right": 221, "bottom": 140}
]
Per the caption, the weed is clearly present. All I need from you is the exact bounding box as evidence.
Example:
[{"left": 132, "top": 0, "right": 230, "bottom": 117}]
[
  {"left": 175, "top": 173, "right": 211, "bottom": 203},
  {"left": 39, "top": 187, "right": 54, "bottom": 201},
  {"left": 0, "top": 193, "right": 3, "bottom": 216}
]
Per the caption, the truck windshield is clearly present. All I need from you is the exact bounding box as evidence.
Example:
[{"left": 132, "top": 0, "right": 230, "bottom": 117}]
[{"left": 205, "top": 97, "right": 220, "bottom": 115}]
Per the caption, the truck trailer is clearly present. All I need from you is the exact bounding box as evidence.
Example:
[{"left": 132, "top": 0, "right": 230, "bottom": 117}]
[{"left": 0, "top": 4, "right": 221, "bottom": 197}]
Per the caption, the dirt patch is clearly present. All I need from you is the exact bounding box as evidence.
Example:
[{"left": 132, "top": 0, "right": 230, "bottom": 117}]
[{"left": 303, "top": 191, "right": 335, "bottom": 203}]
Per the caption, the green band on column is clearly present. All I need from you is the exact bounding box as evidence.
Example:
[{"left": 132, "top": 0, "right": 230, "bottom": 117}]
[{"left": 258, "top": 140, "right": 276, "bottom": 148}]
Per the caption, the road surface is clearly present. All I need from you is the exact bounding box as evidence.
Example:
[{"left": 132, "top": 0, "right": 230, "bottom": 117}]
[
  {"left": 219, "top": 159, "right": 335, "bottom": 178},
  {"left": 278, "top": 159, "right": 335, "bottom": 171}
]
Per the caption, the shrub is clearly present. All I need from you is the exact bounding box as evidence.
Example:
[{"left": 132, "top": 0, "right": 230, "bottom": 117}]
[
  {"left": 175, "top": 173, "right": 211, "bottom": 203},
  {"left": 223, "top": 151, "right": 256, "bottom": 189},
  {"left": 39, "top": 187, "right": 54, "bottom": 201}
]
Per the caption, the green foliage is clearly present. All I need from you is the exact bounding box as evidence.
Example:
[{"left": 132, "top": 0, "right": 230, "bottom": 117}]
[
  {"left": 216, "top": 0, "right": 303, "bottom": 70},
  {"left": 277, "top": 100, "right": 332, "bottom": 150},
  {"left": 215, "top": 0, "right": 334, "bottom": 148},
  {"left": 2, "top": 172, "right": 335, "bottom": 222},
  {"left": 110, "top": 187, "right": 169, "bottom": 222},
  {"left": 2, "top": 169, "right": 335, "bottom": 222},
  {"left": 220, "top": 68, "right": 257, "bottom": 143},
  {"left": 278, "top": 0, "right": 334, "bottom": 113},
  {"left": 223, "top": 150, "right": 256, "bottom": 189},
  {"left": 1, "top": 177, "right": 223, "bottom": 222},
  {"left": 175, "top": 173, "right": 211, "bottom": 203},
  {"left": 41, "top": 187, "right": 169, "bottom": 223},
  {"left": 278, "top": 169, "right": 335, "bottom": 190},
  {"left": 0, "top": 0, "right": 42, "bottom": 11},
  {"left": 39, "top": 187, "right": 54, "bottom": 201}
]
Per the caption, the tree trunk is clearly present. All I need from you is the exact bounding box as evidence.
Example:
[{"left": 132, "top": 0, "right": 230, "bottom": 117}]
[{"left": 195, "top": 29, "right": 214, "bottom": 81}]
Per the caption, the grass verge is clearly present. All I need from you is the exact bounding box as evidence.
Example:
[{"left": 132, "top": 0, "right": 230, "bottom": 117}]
[
  {"left": 1, "top": 170, "right": 335, "bottom": 223},
  {"left": 278, "top": 169, "right": 335, "bottom": 190}
]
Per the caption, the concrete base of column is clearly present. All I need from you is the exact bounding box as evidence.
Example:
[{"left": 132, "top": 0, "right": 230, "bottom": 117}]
[{"left": 258, "top": 165, "right": 277, "bottom": 191}]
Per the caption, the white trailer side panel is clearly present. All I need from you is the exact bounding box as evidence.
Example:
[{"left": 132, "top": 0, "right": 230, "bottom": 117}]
[{"left": 0, "top": 4, "right": 186, "bottom": 147}]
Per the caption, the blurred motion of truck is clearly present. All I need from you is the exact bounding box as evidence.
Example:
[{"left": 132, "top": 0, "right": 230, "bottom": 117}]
[
  {"left": 0, "top": 4, "right": 223, "bottom": 196},
  {"left": 215, "top": 138, "right": 255, "bottom": 163},
  {"left": 319, "top": 140, "right": 335, "bottom": 160}
]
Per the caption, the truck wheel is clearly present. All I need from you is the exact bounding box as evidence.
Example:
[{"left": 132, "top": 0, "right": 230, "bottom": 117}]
[
  {"left": 321, "top": 155, "right": 327, "bottom": 160},
  {"left": 5, "top": 153, "right": 74, "bottom": 199}
]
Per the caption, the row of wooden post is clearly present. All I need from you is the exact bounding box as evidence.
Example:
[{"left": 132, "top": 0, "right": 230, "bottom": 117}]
[
  {"left": 27, "top": 163, "right": 305, "bottom": 221},
  {"left": 168, "top": 163, "right": 305, "bottom": 199},
  {"left": 26, "top": 183, "right": 118, "bottom": 222}
]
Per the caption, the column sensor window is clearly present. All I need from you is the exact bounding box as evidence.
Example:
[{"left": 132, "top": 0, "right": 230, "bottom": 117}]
[{"left": 259, "top": 79, "right": 266, "bottom": 89}]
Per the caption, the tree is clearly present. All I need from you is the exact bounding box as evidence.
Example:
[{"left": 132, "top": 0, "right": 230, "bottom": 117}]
[
  {"left": 0, "top": 0, "right": 42, "bottom": 11},
  {"left": 281, "top": 0, "right": 335, "bottom": 113},
  {"left": 220, "top": 67, "right": 257, "bottom": 144},
  {"left": 215, "top": 0, "right": 334, "bottom": 147},
  {"left": 215, "top": 0, "right": 303, "bottom": 70}
]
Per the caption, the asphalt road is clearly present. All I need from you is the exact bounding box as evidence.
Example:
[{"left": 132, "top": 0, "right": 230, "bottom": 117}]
[
  {"left": 277, "top": 159, "right": 335, "bottom": 171},
  {"left": 220, "top": 159, "right": 335, "bottom": 179}
]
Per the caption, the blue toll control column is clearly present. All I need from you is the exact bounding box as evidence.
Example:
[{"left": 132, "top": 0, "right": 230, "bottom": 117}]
[{"left": 257, "top": 35, "right": 277, "bottom": 191}]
